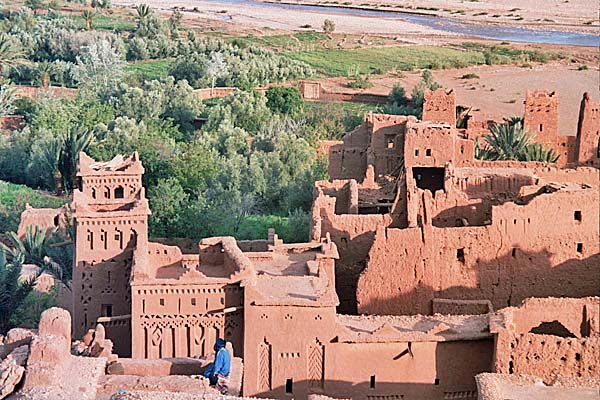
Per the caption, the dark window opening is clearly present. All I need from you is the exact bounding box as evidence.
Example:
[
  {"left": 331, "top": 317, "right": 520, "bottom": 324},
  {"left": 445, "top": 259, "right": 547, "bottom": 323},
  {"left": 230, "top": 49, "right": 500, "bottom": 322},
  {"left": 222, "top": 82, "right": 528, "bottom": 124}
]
[
  {"left": 511, "top": 248, "right": 517, "bottom": 257},
  {"left": 370, "top": 375, "right": 376, "bottom": 389},
  {"left": 114, "top": 186, "right": 124, "bottom": 199},
  {"left": 574, "top": 210, "right": 582, "bottom": 222},
  {"left": 597, "top": 137, "right": 600, "bottom": 158},
  {"left": 576, "top": 243, "right": 583, "bottom": 253},
  {"left": 434, "top": 378, "right": 440, "bottom": 386},
  {"left": 191, "top": 298, "right": 196, "bottom": 306},
  {"left": 101, "top": 304, "right": 112, "bottom": 317},
  {"left": 53, "top": 215, "right": 60, "bottom": 227},
  {"left": 386, "top": 135, "right": 395, "bottom": 149},
  {"left": 539, "top": 123, "right": 543, "bottom": 131},
  {"left": 457, "top": 248, "right": 465, "bottom": 263},
  {"left": 91, "top": 188, "right": 96, "bottom": 199},
  {"left": 412, "top": 167, "right": 445, "bottom": 194},
  {"left": 285, "top": 378, "right": 293, "bottom": 394},
  {"left": 159, "top": 298, "right": 165, "bottom": 306},
  {"left": 425, "top": 149, "right": 432, "bottom": 157},
  {"left": 415, "top": 149, "right": 419, "bottom": 156}
]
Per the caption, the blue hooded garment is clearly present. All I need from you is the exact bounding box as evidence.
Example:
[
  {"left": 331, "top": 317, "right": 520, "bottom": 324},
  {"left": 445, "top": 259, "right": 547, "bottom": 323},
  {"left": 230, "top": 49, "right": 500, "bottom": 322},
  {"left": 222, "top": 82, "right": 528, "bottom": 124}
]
[{"left": 204, "top": 338, "right": 230, "bottom": 378}]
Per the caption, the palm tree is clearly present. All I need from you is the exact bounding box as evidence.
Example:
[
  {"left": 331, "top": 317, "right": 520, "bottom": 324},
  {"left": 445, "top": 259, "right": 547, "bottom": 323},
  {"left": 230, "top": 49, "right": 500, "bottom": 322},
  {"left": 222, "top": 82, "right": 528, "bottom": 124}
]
[
  {"left": 476, "top": 121, "right": 559, "bottom": 163},
  {"left": 82, "top": 9, "right": 95, "bottom": 31},
  {"left": 479, "top": 121, "right": 533, "bottom": 161},
  {"left": 0, "top": 34, "right": 28, "bottom": 79},
  {"left": 59, "top": 126, "right": 93, "bottom": 191},
  {"left": 0, "top": 250, "right": 32, "bottom": 332},
  {"left": 135, "top": 3, "right": 150, "bottom": 20},
  {"left": 523, "top": 142, "right": 560, "bottom": 163},
  {"left": 36, "top": 61, "right": 54, "bottom": 88}
]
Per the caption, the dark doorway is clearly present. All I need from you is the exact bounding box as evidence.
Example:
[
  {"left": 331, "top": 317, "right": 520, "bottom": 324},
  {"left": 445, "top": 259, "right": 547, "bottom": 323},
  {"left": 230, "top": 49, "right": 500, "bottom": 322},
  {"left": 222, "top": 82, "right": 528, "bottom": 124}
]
[
  {"left": 412, "top": 167, "right": 445, "bottom": 193},
  {"left": 530, "top": 320, "right": 575, "bottom": 338}
]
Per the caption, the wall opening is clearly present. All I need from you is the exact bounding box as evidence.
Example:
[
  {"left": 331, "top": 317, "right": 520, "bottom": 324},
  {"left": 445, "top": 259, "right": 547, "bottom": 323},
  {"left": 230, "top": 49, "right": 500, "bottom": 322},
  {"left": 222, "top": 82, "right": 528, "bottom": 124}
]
[
  {"left": 412, "top": 167, "right": 445, "bottom": 193},
  {"left": 539, "top": 123, "right": 543, "bottom": 131},
  {"left": 191, "top": 298, "right": 196, "bottom": 306},
  {"left": 456, "top": 248, "right": 465, "bottom": 263},
  {"left": 101, "top": 304, "right": 113, "bottom": 317},
  {"left": 576, "top": 243, "right": 583, "bottom": 253},
  {"left": 574, "top": 210, "right": 582, "bottom": 222},
  {"left": 386, "top": 134, "right": 395, "bottom": 149},
  {"left": 53, "top": 215, "right": 60, "bottom": 227},
  {"left": 511, "top": 248, "right": 517, "bottom": 257},
  {"left": 370, "top": 375, "right": 376, "bottom": 389},
  {"left": 115, "top": 186, "right": 125, "bottom": 199},
  {"left": 159, "top": 298, "right": 165, "bottom": 306},
  {"left": 285, "top": 378, "right": 293, "bottom": 394},
  {"left": 415, "top": 149, "right": 419, "bottom": 156},
  {"left": 434, "top": 378, "right": 440, "bottom": 385},
  {"left": 425, "top": 149, "right": 432, "bottom": 157}
]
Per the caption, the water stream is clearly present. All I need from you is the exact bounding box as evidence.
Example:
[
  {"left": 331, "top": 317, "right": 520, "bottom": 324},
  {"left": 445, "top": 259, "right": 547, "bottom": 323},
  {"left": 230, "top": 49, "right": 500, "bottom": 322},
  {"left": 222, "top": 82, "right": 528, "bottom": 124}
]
[{"left": 204, "top": 0, "right": 600, "bottom": 46}]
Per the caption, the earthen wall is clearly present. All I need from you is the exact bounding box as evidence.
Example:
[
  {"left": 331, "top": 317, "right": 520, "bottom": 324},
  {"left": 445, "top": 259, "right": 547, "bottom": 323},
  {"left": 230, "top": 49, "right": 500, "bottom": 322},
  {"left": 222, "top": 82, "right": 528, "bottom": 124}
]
[
  {"left": 575, "top": 92, "right": 600, "bottom": 167},
  {"left": 524, "top": 91, "right": 559, "bottom": 149}
]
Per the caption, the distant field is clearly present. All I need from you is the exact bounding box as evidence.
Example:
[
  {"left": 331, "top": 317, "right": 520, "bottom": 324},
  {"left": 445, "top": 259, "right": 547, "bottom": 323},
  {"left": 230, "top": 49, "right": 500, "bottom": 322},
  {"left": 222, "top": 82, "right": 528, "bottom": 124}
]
[
  {"left": 68, "top": 12, "right": 136, "bottom": 32},
  {"left": 229, "top": 32, "right": 329, "bottom": 49},
  {"left": 287, "top": 46, "right": 487, "bottom": 76},
  {"left": 125, "top": 59, "right": 172, "bottom": 80},
  {"left": 0, "top": 181, "right": 66, "bottom": 233}
]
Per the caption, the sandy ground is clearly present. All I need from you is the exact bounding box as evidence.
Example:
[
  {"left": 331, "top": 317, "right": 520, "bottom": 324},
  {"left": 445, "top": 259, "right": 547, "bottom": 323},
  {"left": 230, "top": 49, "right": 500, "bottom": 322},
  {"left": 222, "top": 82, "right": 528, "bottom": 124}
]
[
  {"left": 112, "top": 0, "right": 599, "bottom": 37},
  {"left": 264, "top": 0, "right": 599, "bottom": 33},
  {"left": 319, "top": 63, "right": 600, "bottom": 135},
  {"left": 114, "top": 0, "right": 460, "bottom": 42}
]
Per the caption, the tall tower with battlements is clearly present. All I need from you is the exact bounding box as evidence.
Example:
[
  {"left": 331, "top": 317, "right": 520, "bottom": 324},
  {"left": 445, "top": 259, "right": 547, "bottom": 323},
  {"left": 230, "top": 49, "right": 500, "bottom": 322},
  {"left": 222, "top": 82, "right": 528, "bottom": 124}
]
[{"left": 72, "top": 152, "right": 150, "bottom": 356}]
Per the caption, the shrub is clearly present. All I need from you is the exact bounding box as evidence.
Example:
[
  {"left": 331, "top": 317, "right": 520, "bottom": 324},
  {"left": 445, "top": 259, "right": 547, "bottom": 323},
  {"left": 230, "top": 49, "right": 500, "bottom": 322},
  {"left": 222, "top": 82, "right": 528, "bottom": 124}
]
[
  {"left": 460, "top": 73, "right": 480, "bottom": 79},
  {"left": 266, "top": 86, "right": 303, "bottom": 115},
  {"left": 322, "top": 19, "right": 336, "bottom": 33}
]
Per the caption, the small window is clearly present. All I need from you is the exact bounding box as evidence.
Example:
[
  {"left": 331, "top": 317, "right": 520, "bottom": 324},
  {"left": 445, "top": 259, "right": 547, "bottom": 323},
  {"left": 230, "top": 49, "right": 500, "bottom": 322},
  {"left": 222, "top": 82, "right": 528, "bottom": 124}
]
[
  {"left": 101, "top": 304, "right": 112, "bottom": 317},
  {"left": 53, "top": 215, "right": 60, "bottom": 227},
  {"left": 114, "top": 186, "right": 124, "bottom": 198},
  {"left": 370, "top": 375, "right": 376, "bottom": 389},
  {"left": 159, "top": 298, "right": 165, "bottom": 306},
  {"left": 457, "top": 248, "right": 465, "bottom": 263},
  {"left": 425, "top": 149, "right": 432, "bottom": 157},
  {"left": 285, "top": 378, "right": 293, "bottom": 394},
  {"left": 434, "top": 378, "right": 440, "bottom": 385},
  {"left": 511, "top": 248, "right": 517, "bottom": 258},
  {"left": 574, "top": 211, "right": 582, "bottom": 222},
  {"left": 576, "top": 243, "right": 583, "bottom": 254},
  {"left": 191, "top": 298, "right": 196, "bottom": 306},
  {"left": 415, "top": 149, "right": 419, "bottom": 156},
  {"left": 539, "top": 123, "right": 543, "bottom": 131}
]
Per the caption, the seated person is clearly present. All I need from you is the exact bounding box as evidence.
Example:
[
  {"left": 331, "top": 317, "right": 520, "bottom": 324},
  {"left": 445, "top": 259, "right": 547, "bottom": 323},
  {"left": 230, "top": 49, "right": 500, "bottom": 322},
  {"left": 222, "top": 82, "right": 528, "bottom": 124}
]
[{"left": 203, "top": 338, "right": 231, "bottom": 394}]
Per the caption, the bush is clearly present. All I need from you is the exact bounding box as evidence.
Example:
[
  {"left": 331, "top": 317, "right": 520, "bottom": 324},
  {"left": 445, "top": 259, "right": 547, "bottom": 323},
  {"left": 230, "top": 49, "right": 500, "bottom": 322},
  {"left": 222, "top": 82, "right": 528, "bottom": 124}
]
[
  {"left": 389, "top": 82, "right": 408, "bottom": 105},
  {"left": 266, "top": 86, "right": 303, "bottom": 115},
  {"left": 322, "top": 19, "right": 335, "bottom": 33},
  {"left": 460, "top": 73, "right": 480, "bottom": 79}
]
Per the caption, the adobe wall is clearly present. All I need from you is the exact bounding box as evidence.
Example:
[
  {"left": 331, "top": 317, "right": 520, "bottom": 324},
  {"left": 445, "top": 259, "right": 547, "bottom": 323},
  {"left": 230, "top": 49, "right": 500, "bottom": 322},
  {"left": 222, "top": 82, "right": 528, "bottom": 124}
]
[
  {"left": 328, "top": 124, "right": 370, "bottom": 180},
  {"left": 325, "top": 339, "right": 493, "bottom": 400},
  {"left": 403, "top": 123, "right": 473, "bottom": 168},
  {"left": 193, "top": 87, "right": 237, "bottom": 100},
  {"left": 422, "top": 89, "right": 456, "bottom": 127},
  {"left": 524, "top": 91, "right": 559, "bottom": 149},
  {"left": 13, "top": 85, "right": 78, "bottom": 99},
  {"left": 357, "top": 183, "right": 600, "bottom": 315},
  {"left": 575, "top": 92, "right": 600, "bottom": 167},
  {"left": 0, "top": 115, "right": 25, "bottom": 130},
  {"left": 299, "top": 81, "right": 321, "bottom": 100},
  {"left": 368, "top": 114, "right": 415, "bottom": 176},
  {"left": 17, "top": 205, "right": 66, "bottom": 239},
  {"left": 491, "top": 297, "right": 599, "bottom": 382}
]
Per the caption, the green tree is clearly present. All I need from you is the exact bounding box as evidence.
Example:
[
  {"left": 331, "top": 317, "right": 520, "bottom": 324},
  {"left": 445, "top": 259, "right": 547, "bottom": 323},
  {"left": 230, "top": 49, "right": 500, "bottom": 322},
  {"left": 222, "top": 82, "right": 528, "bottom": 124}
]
[
  {"left": 266, "top": 86, "right": 303, "bottom": 115},
  {"left": 389, "top": 82, "right": 408, "bottom": 105},
  {"left": 0, "top": 34, "right": 28, "bottom": 79},
  {"left": 24, "top": 0, "right": 44, "bottom": 14},
  {"left": 475, "top": 121, "right": 559, "bottom": 162},
  {"left": 82, "top": 9, "right": 95, "bottom": 31},
  {"left": 73, "top": 38, "right": 125, "bottom": 99}
]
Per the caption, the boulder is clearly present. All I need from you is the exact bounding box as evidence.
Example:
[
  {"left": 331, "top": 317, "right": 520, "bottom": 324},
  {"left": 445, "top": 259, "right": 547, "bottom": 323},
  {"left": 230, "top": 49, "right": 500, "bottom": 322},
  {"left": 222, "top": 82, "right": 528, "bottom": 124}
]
[
  {"left": 5, "top": 328, "right": 34, "bottom": 345},
  {"left": 0, "top": 357, "right": 25, "bottom": 399}
]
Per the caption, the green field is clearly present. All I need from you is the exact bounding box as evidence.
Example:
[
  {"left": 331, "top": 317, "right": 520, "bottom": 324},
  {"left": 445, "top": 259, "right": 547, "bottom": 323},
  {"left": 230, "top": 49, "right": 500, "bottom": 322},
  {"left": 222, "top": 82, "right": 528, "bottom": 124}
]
[
  {"left": 63, "top": 12, "right": 136, "bottom": 32},
  {"left": 286, "top": 45, "right": 486, "bottom": 76},
  {"left": 0, "top": 181, "right": 66, "bottom": 233},
  {"left": 125, "top": 58, "right": 173, "bottom": 80},
  {"left": 229, "top": 32, "right": 329, "bottom": 50}
]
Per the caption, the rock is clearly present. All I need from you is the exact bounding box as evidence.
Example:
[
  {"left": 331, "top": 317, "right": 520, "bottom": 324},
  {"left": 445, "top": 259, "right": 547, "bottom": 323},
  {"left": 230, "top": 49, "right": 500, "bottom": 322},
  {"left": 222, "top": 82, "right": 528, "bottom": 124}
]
[
  {"left": 0, "top": 357, "right": 25, "bottom": 399},
  {"left": 93, "top": 323, "right": 106, "bottom": 343},
  {"left": 89, "top": 338, "right": 113, "bottom": 358},
  {"left": 5, "top": 328, "right": 34, "bottom": 345},
  {"left": 83, "top": 329, "right": 95, "bottom": 346},
  {"left": 7, "top": 345, "right": 29, "bottom": 366},
  {"left": 38, "top": 307, "right": 71, "bottom": 345}
]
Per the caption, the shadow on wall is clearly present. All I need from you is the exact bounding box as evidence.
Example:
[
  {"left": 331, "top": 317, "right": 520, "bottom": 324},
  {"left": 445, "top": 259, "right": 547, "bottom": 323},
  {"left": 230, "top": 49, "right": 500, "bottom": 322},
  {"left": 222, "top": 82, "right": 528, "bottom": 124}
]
[{"left": 358, "top": 249, "right": 600, "bottom": 316}]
